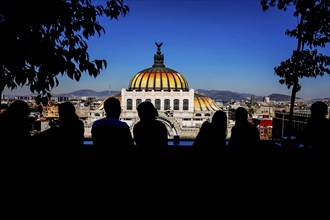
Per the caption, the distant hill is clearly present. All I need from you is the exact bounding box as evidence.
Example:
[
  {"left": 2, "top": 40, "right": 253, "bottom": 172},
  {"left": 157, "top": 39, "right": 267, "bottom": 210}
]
[
  {"left": 55, "top": 89, "right": 304, "bottom": 102},
  {"left": 197, "top": 90, "right": 302, "bottom": 102},
  {"left": 196, "top": 89, "right": 252, "bottom": 101},
  {"left": 268, "top": 93, "right": 302, "bottom": 102},
  {"left": 5, "top": 89, "right": 309, "bottom": 102},
  {"left": 56, "top": 89, "right": 120, "bottom": 98},
  {"left": 310, "top": 97, "right": 330, "bottom": 102}
]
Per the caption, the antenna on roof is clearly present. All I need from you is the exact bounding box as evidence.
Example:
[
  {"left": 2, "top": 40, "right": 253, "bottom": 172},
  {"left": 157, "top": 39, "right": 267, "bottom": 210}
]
[{"left": 109, "top": 84, "right": 111, "bottom": 96}]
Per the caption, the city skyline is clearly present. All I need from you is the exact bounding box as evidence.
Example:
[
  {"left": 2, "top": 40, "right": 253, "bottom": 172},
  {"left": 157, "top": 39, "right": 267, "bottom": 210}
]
[{"left": 3, "top": 0, "right": 330, "bottom": 100}]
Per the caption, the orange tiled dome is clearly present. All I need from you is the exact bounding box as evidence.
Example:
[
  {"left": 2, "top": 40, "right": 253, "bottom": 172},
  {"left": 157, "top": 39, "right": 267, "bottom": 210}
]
[
  {"left": 128, "top": 42, "right": 189, "bottom": 92},
  {"left": 194, "top": 93, "right": 221, "bottom": 111}
]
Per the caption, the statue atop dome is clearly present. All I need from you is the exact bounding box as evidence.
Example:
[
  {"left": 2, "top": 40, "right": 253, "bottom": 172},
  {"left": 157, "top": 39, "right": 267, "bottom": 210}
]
[
  {"left": 153, "top": 42, "right": 165, "bottom": 67},
  {"left": 155, "top": 42, "right": 163, "bottom": 54}
]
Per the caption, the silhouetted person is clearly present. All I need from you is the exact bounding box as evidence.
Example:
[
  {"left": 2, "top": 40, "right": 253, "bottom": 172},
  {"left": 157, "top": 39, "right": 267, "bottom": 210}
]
[
  {"left": 228, "top": 107, "right": 260, "bottom": 155},
  {"left": 0, "top": 104, "right": 8, "bottom": 115},
  {"left": 193, "top": 110, "right": 227, "bottom": 158},
  {"left": 133, "top": 101, "right": 168, "bottom": 159},
  {"left": 303, "top": 101, "right": 330, "bottom": 158},
  {"left": 92, "top": 97, "right": 134, "bottom": 158},
  {"left": 0, "top": 100, "right": 32, "bottom": 150},
  {"left": 35, "top": 101, "right": 85, "bottom": 159},
  {"left": 57, "top": 101, "right": 85, "bottom": 146},
  {"left": 0, "top": 104, "right": 8, "bottom": 126}
]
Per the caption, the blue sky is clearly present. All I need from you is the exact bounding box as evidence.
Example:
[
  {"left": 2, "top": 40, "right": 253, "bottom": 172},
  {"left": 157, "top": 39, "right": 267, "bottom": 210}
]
[{"left": 4, "top": 0, "right": 330, "bottom": 100}]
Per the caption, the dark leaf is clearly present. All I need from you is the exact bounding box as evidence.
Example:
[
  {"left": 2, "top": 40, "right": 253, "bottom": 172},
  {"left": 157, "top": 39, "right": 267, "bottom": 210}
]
[{"left": 1, "top": 0, "right": 130, "bottom": 95}]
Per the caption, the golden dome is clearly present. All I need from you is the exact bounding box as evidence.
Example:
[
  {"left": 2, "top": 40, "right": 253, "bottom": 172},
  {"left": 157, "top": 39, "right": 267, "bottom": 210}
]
[
  {"left": 194, "top": 93, "right": 221, "bottom": 111},
  {"left": 128, "top": 42, "right": 189, "bottom": 92},
  {"left": 128, "top": 67, "right": 189, "bottom": 92}
]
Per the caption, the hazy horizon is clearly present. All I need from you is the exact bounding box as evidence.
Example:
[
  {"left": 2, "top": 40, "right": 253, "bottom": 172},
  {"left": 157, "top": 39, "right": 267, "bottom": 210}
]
[
  {"left": 3, "top": 0, "right": 330, "bottom": 100},
  {"left": 3, "top": 87, "right": 328, "bottom": 101}
]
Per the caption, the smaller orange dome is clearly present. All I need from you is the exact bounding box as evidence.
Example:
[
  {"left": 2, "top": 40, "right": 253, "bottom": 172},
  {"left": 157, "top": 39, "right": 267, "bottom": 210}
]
[{"left": 194, "top": 93, "right": 221, "bottom": 111}]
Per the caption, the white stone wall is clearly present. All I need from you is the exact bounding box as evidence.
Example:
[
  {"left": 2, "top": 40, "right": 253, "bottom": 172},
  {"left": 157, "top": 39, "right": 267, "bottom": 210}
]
[
  {"left": 121, "top": 88, "right": 195, "bottom": 112},
  {"left": 85, "top": 88, "right": 226, "bottom": 139}
]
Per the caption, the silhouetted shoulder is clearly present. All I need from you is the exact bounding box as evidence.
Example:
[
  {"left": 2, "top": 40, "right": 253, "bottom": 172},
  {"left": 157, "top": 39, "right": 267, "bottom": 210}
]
[
  {"left": 192, "top": 121, "right": 211, "bottom": 148},
  {"left": 133, "top": 101, "right": 168, "bottom": 160},
  {"left": 303, "top": 101, "right": 330, "bottom": 156}
]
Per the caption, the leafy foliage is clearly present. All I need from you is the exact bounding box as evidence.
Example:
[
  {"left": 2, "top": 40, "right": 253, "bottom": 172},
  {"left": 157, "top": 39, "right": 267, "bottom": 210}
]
[
  {"left": 0, "top": 0, "right": 129, "bottom": 99},
  {"left": 275, "top": 50, "right": 330, "bottom": 90},
  {"left": 261, "top": 0, "right": 329, "bottom": 141},
  {"left": 261, "top": 0, "right": 330, "bottom": 91}
]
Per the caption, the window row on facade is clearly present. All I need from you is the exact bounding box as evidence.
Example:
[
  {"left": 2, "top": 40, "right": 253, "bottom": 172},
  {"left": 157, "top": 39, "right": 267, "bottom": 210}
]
[{"left": 126, "top": 98, "right": 189, "bottom": 111}]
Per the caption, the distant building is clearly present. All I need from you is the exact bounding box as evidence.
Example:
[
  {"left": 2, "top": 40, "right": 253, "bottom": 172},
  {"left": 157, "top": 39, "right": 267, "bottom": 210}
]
[
  {"left": 263, "top": 96, "right": 270, "bottom": 103},
  {"left": 50, "top": 96, "right": 69, "bottom": 103},
  {"left": 88, "top": 43, "right": 222, "bottom": 139},
  {"left": 14, "top": 96, "right": 35, "bottom": 101},
  {"left": 43, "top": 105, "right": 59, "bottom": 118},
  {"left": 251, "top": 95, "right": 256, "bottom": 105},
  {"left": 253, "top": 116, "right": 273, "bottom": 140},
  {"left": 80, "top": 97, "right": 97, "bottom": 101}
]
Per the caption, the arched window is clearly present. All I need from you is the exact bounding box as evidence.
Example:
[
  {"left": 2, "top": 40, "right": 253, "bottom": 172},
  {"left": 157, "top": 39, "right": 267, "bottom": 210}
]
[
  {"left": 155, "top": 99, "right": 161, "bottom": 110},
  {"left": 136, "top": 99, "right": 142, "bottom": 108},
  {"left": 146, "top": 99, "right": 151, "bottom": 102},
  {"left": 183, "top": 99, "right": 189, "bottom": 110},
  {"left": 164, "top": 99, "right": 170, "bottom": 110},
  {"left": 174, "top": 99, "right": 179, "bottom": 110},
  {"left": 127, "top": 99, "right": 132, "bottom": 110},
  {"left": 195, "top": 113, "right": 201, "bottom": 117}
]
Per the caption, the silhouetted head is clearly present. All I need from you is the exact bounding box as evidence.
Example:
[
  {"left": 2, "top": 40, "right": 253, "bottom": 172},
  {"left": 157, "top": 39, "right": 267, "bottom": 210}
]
[
  {"left": 1, "top": 104, "right": 8, "bottom": 115},
  {"left": 211, "top": 110, "right": 227, "bottom": 131},
  {"left": 235, "top": 107, "right": 248, "bottom": 123},
  {"left": 310, "top": 101, "right": 328, "bottom": 119},
  {"left": 104, "top": 97, "right": 121, "bottom": 119},
  {"left": 137, "top": 101, "right": 158, "bottom": 121},
  {"left": 8, "top": 100, "right": 30, "bottom": 122},
  {"left": 58, "top": 101, "right": 77, "bottom": 121}
]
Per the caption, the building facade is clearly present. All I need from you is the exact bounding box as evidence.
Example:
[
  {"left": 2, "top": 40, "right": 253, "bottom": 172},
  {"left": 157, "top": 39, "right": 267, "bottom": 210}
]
[{"left": 88, "top": 43, "right": 222, "bottom": 139}]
